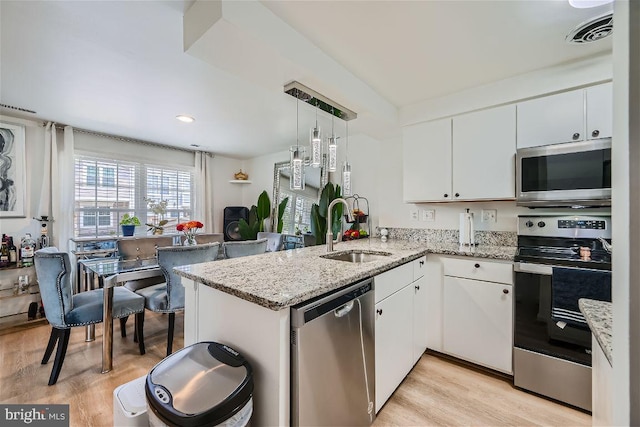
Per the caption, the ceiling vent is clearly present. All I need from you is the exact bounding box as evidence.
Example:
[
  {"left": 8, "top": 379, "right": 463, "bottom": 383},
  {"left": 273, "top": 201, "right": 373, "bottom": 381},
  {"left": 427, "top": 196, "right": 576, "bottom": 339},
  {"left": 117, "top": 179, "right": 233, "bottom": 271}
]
[
  {"left": 0, "top": 103, "right": 37, "bottom": 114},
  {"left": 566, "top": 12, "right": 613, "bottom": 44}
]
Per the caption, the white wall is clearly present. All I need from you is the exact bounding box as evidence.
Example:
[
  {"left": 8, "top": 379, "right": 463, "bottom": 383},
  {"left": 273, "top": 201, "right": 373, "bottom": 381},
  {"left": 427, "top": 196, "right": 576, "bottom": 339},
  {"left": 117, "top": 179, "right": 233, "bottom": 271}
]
[
  {"left": 211, "top": 155, "right": 244, "bottom": 233},
  {"left": 241, "top": 149, "right": 288, "bottom": 207},
  {"left": 0, "top": 115, "right": 46, "bottom": 240}
]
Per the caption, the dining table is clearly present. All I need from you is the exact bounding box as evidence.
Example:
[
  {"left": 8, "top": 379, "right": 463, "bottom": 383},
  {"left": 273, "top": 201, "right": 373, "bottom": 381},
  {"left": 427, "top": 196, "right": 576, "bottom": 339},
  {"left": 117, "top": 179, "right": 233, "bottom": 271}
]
[{"left": 80, "top": 257, "right": 161, "bottom": 373}]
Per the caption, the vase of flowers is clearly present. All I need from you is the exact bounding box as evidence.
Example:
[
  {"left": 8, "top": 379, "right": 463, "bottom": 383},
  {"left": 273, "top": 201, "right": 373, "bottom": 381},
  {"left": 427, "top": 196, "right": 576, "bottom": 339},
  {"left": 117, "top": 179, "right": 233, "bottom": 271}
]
[
  {"left": 177, "top": 220, "right": 204, "bottom": 246},
  {"left": 145, "top": 197, "right": 169, "bottom": 235}
]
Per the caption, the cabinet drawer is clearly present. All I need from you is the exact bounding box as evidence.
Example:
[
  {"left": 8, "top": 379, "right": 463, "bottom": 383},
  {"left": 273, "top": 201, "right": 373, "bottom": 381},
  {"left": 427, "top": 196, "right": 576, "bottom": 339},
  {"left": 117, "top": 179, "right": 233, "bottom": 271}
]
[
  {"left": 442, "top": 257, "right": 513, "bottom": 285},
  {"left": 413, "top": 256, "right": 426, "bottom": 281},
  {"left": 375, "top": 262, "right": 414, "bottom": 303}
]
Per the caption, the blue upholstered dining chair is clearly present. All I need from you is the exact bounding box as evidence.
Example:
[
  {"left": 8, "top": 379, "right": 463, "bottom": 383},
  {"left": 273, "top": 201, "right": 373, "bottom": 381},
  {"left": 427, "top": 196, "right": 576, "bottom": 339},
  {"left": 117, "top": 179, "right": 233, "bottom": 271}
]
[
  {"left": 34, "top": 248, "right": 146, "bottom": 385},
  {"left": 222, "top": 238, "right": 268, "bottom": 259},
  {"left": 135, "top": 243, "right": 220, "bottom": 356},
  {"left": 257, "top": 232, "right": 284, "bottom": 252}
]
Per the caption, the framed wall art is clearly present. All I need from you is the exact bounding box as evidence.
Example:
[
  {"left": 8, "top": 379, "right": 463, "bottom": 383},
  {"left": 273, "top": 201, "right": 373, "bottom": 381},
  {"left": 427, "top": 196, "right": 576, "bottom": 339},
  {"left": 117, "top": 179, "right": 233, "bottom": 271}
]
[{"left": 0, "top": 122, "right": 26, "bottom": 217}]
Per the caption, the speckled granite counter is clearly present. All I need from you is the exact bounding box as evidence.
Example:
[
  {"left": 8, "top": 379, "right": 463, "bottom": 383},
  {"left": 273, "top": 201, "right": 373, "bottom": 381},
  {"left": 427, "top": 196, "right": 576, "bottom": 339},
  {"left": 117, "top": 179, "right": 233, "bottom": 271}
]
[
  {"left": 579, "top": 298, "right": 612, "bottom": 364},
  {"left": 175, "top": 238, "right": 517, "bottom": 311}
]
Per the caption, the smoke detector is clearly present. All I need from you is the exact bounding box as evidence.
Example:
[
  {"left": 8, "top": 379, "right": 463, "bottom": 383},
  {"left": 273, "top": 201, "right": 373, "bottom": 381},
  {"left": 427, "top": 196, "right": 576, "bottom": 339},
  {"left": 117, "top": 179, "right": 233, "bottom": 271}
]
[{"left": 566, "top": 12, "right": 613, "bottom": 43}]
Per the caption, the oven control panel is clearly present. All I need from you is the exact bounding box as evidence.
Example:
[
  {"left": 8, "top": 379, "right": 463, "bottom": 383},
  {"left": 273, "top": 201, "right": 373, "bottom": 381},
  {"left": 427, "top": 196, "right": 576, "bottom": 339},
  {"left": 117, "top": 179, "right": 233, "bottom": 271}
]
[
  {"left": 557, "top": 219, "right": 607, "bottom": 230},
  {"left": 518, "top": 215, "right": 611, "bottom": 239}
]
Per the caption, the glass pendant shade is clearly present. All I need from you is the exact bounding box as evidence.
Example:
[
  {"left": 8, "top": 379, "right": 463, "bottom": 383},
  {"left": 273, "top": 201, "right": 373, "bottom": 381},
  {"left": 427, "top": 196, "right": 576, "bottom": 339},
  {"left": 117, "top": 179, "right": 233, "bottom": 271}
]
[
  {"left": 310, "top": 126, "right": 322, "bottom": 168},
  {"left": 328, "top": 137, "right": 338, "bottom": 172},
  {"left": 342, "top": 161, "right": 352, "bottom": 196},
  {"left": 290, "top": 146, "right": 306, "bottom": 190}
]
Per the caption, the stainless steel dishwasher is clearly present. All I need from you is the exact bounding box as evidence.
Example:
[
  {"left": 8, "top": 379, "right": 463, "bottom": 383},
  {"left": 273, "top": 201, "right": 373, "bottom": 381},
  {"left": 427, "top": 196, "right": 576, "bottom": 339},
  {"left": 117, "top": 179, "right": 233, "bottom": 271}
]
[{"left": 291, "top": 278, "right": 375, "bottom": 426}]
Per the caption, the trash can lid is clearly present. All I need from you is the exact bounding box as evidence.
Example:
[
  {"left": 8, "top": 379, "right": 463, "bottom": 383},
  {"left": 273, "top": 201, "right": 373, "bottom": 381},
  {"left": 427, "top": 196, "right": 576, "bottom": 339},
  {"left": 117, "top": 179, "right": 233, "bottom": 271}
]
[{"left": 146, "top": 342, "right": 253, "bottom": 427}]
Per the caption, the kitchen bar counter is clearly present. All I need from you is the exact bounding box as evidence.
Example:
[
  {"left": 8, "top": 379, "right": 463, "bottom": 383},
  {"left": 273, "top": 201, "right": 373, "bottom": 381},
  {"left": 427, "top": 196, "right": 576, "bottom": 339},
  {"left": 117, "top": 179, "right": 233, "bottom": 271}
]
[
  {"left": 579, "top": 298, "right": 612, "bottom": 364},
  {"left": 175, "top": 238, "right": 517, "bottom": 310}
]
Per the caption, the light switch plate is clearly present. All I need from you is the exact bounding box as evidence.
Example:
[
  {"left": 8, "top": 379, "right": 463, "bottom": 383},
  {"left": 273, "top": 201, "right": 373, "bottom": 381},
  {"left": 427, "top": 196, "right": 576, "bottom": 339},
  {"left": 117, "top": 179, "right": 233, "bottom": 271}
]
[
  {"left": 481, "top": 209, "right": 497, "bottom": 222},
  {"left": 410, "top": 209, "right": 419, "bottom": 221},
  {"left": 421, "top": 209, "right": 435, "bottom": 221}
]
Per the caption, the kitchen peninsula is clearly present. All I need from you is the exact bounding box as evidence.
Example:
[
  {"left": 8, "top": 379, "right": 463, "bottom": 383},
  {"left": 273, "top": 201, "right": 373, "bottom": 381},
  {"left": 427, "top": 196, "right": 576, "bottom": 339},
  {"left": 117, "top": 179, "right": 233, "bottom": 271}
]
[{"left": 175, "top": 239, "right": 516, "bottom": 426}]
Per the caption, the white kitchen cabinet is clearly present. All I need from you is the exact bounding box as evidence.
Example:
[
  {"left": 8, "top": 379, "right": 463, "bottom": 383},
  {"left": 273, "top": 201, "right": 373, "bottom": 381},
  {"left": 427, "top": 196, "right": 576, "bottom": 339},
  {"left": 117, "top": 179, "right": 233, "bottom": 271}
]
[
  {"left": 586, "top": 82, "right": 613, "bottom": 140},
  {"left": 441, "top": 257, "right": 513, "bottom": 374},
  {"left": 402, "top": 118, "right": 452, "bottom": 202},
  {"left": 403, "top": 105, "right": 515, "bottom": 202},
  {"left": 442, "top": 276, "right": 513, "bottom": 373},
  {"left": 452, "top": 105, "right": 516, "bottom": 200},
  {"left": 375, "top": 283, "right": 414, "bottom": 413},
  {"left": 517, "top": 82, "right": 612, "bottom": 149},
  {"left": 374, "top": 256, "right": 429, "bottom": 413},
  {"left": 412, "top": 275, "right": 428, "bottom": 364},
  {"left": 592, "top": 336, "right": 612, "bottom": 426},
  {"left": 424, "top": 256, "right": 443, "bottom": 352}
]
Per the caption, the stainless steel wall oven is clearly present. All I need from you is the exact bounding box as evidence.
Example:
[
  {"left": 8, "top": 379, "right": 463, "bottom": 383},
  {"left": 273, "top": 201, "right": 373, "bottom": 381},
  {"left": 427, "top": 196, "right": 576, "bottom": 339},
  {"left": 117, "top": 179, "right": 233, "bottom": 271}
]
[{"left": 513, "top": 215, "right": 612, "bottom": 411}]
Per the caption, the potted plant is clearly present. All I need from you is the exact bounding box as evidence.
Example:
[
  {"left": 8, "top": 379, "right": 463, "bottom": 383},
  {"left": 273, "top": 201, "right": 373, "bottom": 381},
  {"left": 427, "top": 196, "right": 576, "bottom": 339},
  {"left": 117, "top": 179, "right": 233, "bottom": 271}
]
[
  {"left": 120, "top": 213, "right": 141, "bottom": 236},
  {"left": 144, "top": 197, "right": 169, "bottom": 235}
]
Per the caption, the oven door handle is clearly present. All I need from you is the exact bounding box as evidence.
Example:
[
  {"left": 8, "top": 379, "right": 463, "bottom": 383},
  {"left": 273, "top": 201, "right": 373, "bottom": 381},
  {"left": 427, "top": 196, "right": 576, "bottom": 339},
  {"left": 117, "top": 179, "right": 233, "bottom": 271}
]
[{"left": 514, "top": 262, "right": 553, "bottom": 276}]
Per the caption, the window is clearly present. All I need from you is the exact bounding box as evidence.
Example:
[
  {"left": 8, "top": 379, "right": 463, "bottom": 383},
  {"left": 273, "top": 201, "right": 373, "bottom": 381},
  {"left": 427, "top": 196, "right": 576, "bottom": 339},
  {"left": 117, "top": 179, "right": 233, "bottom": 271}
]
[{"left": 74, "top": 156, "right": 194, "bottom": 237}]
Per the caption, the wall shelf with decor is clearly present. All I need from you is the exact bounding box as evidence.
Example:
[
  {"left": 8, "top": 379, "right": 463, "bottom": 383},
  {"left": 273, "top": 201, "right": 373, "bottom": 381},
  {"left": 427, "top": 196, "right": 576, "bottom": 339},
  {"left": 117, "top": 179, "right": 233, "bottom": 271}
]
[{"left": 229, "top": 180, "right": 253, "bottom": 184}]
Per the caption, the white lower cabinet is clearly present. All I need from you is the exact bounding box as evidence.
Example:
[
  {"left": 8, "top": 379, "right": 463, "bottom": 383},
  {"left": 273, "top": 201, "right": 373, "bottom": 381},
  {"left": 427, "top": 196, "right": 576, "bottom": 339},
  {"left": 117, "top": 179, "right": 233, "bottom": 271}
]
[
  {"left": 374, "top": 256, "right": 427, "bottom": 413},
  {"left": 442, "top": 276, "right": 513, "bottom": 373},
  {"left": 592, "top": 336, "right": 612, "bottom": 426},
  {"left": 375, "top": 284, "right": 414, "bottom": 412}
]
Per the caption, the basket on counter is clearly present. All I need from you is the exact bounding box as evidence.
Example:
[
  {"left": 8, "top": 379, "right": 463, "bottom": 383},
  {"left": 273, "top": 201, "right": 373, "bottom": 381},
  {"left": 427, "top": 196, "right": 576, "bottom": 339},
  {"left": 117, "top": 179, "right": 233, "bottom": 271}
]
[{"left": 344, "top": 214, "right": 368, "bottom": 224}]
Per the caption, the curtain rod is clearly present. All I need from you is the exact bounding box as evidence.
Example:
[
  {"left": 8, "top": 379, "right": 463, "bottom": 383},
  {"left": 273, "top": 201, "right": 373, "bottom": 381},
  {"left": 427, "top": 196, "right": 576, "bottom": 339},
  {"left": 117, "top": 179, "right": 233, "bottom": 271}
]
[{"left": 43, "top": 121, "right": 214, "bottom": 156}]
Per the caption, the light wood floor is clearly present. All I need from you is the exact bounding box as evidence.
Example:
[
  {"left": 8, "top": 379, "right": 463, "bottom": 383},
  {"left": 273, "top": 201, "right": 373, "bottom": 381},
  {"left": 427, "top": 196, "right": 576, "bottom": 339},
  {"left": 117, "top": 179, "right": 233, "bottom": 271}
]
[{"left": 0, "top": 315, "right": 591, "bottom": 427}]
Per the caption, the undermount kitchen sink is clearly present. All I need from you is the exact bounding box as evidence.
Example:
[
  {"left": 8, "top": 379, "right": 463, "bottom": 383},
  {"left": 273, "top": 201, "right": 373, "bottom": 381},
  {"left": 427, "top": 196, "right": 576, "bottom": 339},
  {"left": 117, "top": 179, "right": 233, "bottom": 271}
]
[{"left": 320, "top": 250, "right": 392, "bottom": 263}]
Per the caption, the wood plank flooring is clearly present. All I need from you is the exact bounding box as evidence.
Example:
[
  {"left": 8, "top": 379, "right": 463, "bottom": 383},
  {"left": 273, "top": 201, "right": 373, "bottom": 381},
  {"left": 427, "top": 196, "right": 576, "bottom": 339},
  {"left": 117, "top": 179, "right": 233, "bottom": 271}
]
[{"left": 0, "top": 314, "right": 591, "bottom": 426}]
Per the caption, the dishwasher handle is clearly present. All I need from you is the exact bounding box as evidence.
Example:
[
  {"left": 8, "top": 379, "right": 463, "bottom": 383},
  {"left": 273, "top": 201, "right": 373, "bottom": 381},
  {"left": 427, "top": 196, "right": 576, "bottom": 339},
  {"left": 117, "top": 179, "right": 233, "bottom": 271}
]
[{"left": 291, "top": 279, "right": 373, "bottom": 328}]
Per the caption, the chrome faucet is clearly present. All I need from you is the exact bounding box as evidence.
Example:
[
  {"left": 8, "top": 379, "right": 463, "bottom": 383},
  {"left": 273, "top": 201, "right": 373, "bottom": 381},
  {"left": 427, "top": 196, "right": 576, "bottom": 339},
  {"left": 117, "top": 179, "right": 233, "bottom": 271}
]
[{"left": 326, "top": 198, "right": 352, "bottom": 252}]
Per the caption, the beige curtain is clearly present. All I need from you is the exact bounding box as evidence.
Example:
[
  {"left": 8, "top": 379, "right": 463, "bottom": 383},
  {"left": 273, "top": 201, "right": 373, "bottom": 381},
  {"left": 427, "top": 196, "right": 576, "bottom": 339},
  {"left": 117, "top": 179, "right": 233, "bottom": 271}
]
[{"left": 195, "top": 151, "right": 215, "bottom": 233}]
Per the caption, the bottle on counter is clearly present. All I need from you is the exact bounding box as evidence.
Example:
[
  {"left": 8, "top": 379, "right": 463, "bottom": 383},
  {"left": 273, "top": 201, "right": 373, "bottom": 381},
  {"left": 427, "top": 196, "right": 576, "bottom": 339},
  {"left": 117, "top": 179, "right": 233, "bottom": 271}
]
[
  {"left": 20, "top": 233, "right": 36, "bottom": 267},
  {"left": 0, "top": 240, "right": 9, "bottom": 267},
  {"left": 8, "top": 237, "right": 17, "bottom": 264}
]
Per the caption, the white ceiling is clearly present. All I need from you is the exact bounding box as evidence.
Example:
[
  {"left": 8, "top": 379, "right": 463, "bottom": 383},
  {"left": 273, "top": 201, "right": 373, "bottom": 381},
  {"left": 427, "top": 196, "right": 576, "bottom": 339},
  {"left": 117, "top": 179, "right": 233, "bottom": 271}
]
[{"left": 0, "top": 0, "right": 612, "bottom": 159}]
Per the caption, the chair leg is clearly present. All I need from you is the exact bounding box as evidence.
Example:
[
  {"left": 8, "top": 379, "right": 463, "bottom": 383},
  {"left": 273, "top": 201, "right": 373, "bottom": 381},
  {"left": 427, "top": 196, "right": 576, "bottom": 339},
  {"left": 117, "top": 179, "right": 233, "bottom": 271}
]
[
  {"left": 48, "top": 328, "right": 70, "bottom": 386},
  {"left": 42, "top": 328, "right": 59, "bottom": 365},
  {"left": 167, "top": 312, "right": 175, "bottom": 357},
  {"left": 133, "top": 316, "right": 138, "bottom": 343},
  {"left": 119, "top": 316, "right": 128, "bottom": 338},
  {"left": 135, "top": 312, "right": 145, "bottom": 356}
]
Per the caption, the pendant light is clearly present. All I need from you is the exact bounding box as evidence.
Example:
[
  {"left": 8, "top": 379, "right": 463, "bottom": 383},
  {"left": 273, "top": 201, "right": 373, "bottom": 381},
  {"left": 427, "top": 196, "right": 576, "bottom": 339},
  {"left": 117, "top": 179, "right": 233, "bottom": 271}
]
[
  {"left": 310, "top": 99, "right": 322, "bottom": 168},
  {"left": 342, "top": 120, "right": 352, "bottom": 196},
  {"left": 327, "top": 109, "right": 338, "bottom": 172},
  {"left": 290, "top": 94, "right": 305, "bottom": 190}
]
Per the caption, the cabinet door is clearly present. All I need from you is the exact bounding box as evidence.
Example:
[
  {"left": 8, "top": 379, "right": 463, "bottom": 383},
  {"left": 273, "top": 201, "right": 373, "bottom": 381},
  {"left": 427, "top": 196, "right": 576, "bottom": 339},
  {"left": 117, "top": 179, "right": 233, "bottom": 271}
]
[
  {"left": 586, "top": 82, "right": 612, "bottom": 140},
  {"left": 452, "top": 105, "right": 516, "bottom": 200},
  {"left": 516, "top": 89, "right": 585, "bottom": 148},
  {"left": 425, "top": 256, "right": 443, "bottom": 351},
  {"left": 443, "top": 277, "right": 513, "bottom": 373},
  {"left": 412, "top": 276, "right": 428, "bottom": 365},
  {"left": 375, "top": 285, "right": 414, "bottom": 413},
  {"left": 183, "top": 279, "right": 198, "bottom": 346},
  {"left": 403, "top": 118, "right": 452, "bottom": 202}
]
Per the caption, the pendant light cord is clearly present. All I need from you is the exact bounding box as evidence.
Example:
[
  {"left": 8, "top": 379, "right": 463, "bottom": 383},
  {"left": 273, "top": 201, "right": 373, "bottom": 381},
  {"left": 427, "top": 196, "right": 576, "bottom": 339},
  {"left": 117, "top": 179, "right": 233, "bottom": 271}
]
[
  {"left": 346, "top": 121, "right": 349, "bottom": 162},
  {"left": 296, "top": 94, "right": 299, "bottom": 150}
]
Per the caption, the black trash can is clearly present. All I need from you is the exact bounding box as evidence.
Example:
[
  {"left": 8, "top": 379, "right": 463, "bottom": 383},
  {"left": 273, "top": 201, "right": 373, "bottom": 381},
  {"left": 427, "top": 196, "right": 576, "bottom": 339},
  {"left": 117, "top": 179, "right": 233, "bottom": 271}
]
[{"left": 146, "top": 342, "right": 253, "bottom": 427}]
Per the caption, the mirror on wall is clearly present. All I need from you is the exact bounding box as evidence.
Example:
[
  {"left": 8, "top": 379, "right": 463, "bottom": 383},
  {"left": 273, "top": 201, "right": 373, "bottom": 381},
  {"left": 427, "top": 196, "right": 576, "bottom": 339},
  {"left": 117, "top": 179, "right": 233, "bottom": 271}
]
[{"left": 272, "top": 157, "right": 327, "bottom": 235}]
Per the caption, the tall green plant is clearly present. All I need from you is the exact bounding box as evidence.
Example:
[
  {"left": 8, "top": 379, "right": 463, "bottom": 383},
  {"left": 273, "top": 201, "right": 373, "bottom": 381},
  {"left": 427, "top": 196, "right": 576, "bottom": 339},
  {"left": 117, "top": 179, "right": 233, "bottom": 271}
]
[
  {"left": 277, "top": 197, "right": 289, "bottom": 233},
  {"left": 310, "top": 183, "right": 343, "bottom": 245},
  {"left": 238, "top": 205, "right": 260, "bottom": 240}
]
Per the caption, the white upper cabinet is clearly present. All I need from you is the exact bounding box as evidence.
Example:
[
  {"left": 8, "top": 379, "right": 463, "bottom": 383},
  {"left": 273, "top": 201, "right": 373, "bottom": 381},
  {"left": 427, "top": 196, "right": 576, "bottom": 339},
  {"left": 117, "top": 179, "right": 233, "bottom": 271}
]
[
  {"left": 403, "top": 118, "right": 452, "bottom": 202},
  {"left": 452, "top": 105, "right": 516, "bottom": 200},
  {"left": 586, "top": 82, "right": 613, "bottom": 140},
  {"left": 516, "top": 88, "right": 585, "bottom": 149},
  {"left": 517, "top": 82, "right": 612, "bottom": 149}
]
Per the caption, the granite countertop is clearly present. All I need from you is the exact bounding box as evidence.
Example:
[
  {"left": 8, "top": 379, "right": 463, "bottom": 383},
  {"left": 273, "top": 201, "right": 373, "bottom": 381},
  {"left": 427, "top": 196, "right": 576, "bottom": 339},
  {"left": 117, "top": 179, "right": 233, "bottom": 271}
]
[
  {"left": 579, "top": 298, "right": 612, "bottom": 364},
  {"left": 175, "top": 238, "right": 517, "bottom": 311}
]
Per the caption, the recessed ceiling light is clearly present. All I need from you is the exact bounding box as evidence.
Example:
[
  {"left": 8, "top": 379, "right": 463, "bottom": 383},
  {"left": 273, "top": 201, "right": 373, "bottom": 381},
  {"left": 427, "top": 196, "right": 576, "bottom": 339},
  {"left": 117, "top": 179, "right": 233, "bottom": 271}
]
[
  {"left": 568, "top": 0, "right": 613, "bottom": 8},
  {"left": 176, "top": 115, "right": 195, "bottom": 123},
  {"left": 190, "top": 144, "right": 200, "bottom": 148}
]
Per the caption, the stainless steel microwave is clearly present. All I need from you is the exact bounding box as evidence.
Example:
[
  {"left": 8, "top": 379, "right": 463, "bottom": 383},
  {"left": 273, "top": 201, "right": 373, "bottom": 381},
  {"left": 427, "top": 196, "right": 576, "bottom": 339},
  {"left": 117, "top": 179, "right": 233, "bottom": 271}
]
[{"left": 516, "top": 138, "right": 611, "bottom": 207}]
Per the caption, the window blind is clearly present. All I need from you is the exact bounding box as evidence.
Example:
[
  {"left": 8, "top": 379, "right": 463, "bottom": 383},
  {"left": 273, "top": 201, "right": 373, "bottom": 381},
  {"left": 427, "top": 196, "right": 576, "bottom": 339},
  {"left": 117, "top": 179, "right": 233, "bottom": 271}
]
[{"left": 74, "top": 156, "right": 194, "bottom": 238}]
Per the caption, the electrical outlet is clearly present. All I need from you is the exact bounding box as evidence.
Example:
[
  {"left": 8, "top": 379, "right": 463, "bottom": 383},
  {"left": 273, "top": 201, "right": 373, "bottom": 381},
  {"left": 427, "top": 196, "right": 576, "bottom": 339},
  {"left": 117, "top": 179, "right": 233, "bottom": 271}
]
[
  {"left": 409, "top": 209, "right": 419, "bottom": 221},
  {"left": 421, "top": 209, "right": 435, "bottom": 221},
  {"left": 482, "top": 209, "right": 497, "bottom": 223}
]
